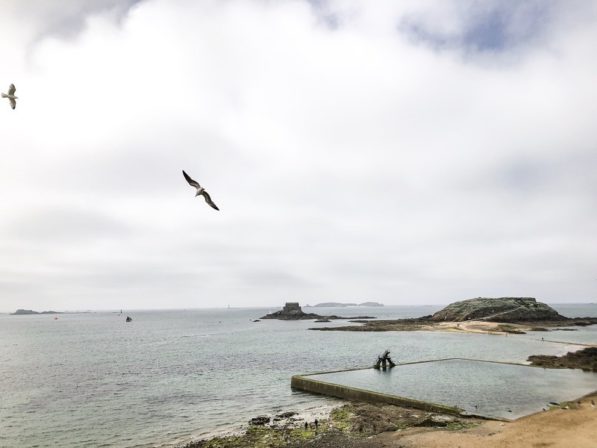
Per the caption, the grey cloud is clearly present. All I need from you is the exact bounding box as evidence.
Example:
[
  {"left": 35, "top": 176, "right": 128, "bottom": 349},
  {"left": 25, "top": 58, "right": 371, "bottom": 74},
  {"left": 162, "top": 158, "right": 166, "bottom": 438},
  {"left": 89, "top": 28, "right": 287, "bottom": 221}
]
[
  {"left": 237, "top": 269, "right": 318, "bottom": 288},
  {"left": 305, "top": 0, "right": 341, "bottom": 30},
  {"left": 67, "top": 267, "right": 205, "bottom": 291},
  {"left": 477, "top": 152, "right": 597, "bottom": 200},
  {"left": 50, "top": 131, "right": 250, "bottom": 198},
  {"left": 5, "top": 208, "right": 130, "bottom": 243},
  {"left": 398, "top": 0, "right": 564, "bottom": 55},
  {"left": 10, "top": 0, "right": 144, "bottom": 40}
]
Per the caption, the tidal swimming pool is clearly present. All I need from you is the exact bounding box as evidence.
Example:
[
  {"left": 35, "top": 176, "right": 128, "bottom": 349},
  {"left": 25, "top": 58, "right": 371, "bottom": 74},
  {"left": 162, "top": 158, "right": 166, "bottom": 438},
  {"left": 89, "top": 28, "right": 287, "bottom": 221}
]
[{"left": 307, "top": 359, "right": 597, "bottom": 419}]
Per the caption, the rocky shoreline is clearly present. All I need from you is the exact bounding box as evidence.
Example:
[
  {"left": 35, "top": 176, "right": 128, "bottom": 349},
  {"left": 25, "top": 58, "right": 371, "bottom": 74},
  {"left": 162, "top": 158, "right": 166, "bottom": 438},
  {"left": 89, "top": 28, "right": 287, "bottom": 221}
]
[
  {"left": 181, "top": 402, "right": 480, "bottom": 448},
  {"left": 180, "top": 390, "right": 597, "bottom": 448},
  {"left": 528, "top": 347, "right": 597, "bottom": 372}
]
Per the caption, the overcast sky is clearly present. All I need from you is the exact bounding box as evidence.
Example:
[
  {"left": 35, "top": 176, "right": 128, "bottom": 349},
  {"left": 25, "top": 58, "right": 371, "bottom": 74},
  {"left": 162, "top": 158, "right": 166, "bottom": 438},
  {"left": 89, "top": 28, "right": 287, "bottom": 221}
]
[{"left": 1, "top": 0, "right": 596, "bottom": 311}]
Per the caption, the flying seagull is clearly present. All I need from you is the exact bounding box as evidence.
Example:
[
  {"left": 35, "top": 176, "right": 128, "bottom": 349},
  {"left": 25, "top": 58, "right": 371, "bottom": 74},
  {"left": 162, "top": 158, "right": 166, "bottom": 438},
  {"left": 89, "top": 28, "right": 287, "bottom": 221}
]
[
  {"left": 183, "top": 170, "right": 219, "bottom": 210},
  {"left": 1, "top": 84, "right": 17, "bottom": 110}
]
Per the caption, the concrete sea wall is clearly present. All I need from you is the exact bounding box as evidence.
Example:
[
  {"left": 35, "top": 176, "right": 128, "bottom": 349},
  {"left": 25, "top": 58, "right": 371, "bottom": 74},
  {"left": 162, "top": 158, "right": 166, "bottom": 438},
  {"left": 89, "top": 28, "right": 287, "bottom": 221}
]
[{"left": 291, "top": 368, "right": 462, "bottom": 416}]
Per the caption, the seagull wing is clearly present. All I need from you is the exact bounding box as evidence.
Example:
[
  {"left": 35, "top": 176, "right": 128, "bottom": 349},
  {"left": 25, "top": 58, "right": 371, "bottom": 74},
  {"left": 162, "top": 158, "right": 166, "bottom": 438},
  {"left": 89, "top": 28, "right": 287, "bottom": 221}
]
[
  {"left": 182, "top": 170, "right": 201, "bottom": 189},
  {"left": 9, "top": 98, "right": 15, "bottom": 110},
  {"left": 8, "top": 84, "right": 15, "bottom": 95},
  {"left": 201, "top": 191, "right": 219, "bottom": 210}
]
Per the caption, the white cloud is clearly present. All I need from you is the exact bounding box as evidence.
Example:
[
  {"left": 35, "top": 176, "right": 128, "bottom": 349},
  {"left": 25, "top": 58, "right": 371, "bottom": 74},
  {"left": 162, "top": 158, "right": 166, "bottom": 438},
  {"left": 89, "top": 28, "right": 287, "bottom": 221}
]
[{"left": 0, "top": 0, "right": 596, "bottom": 311}]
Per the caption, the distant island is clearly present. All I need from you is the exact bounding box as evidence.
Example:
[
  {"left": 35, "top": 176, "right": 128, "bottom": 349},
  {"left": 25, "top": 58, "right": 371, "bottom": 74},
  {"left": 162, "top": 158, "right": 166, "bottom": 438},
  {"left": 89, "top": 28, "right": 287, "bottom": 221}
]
[
  {"left": 10, "top": 309, "right": 59, "bottom": 315},
  {"left": 261, "top": 302, "right": 375, "bottom": 320},
  {"left": 311, "top": 297, "right": 597, "bottom": 334},
  {"left": 312, "top": 302, "right": 384, "bottom": 307}
]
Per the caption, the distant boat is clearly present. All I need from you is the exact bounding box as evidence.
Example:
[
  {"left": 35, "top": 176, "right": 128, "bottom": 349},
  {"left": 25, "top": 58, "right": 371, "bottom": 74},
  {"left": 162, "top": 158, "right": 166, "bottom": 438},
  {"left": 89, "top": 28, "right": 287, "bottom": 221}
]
[{"left": 126, "top": 316, "right": 132, "bottom": 322}]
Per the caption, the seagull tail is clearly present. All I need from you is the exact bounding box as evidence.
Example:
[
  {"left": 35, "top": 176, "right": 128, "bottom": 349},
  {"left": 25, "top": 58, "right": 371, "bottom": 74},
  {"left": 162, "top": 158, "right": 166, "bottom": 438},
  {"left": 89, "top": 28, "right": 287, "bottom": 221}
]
[{"left": 1, "top": 93, "right": 7, "bottom": 98}]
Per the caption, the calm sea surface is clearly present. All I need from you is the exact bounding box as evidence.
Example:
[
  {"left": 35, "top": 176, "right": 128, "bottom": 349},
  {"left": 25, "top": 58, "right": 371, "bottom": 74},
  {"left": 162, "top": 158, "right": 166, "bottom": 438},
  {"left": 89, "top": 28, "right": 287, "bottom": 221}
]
[{"left": 1, "top": 304, "right": 596, "bottom": 448}]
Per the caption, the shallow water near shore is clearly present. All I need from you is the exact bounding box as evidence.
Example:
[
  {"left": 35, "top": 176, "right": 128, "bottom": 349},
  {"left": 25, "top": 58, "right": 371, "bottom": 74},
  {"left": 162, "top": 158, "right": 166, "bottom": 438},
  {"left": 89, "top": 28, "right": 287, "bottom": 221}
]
[{"left": 1, "top": 304, "right": 596, "bottom": 448}]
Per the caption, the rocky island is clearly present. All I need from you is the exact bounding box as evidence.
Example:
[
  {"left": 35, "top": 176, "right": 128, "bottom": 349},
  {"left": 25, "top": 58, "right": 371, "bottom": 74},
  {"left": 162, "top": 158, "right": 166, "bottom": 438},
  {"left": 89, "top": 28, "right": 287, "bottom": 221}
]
[
  {"left": 310, "top": 297, "right": 597, "bottom": 334},
  {"left": 10, "top": 309, "right": 59, "bottom": 315},
  {"left": 261, "top": 302, "right": 375, "bottom": 320},
  {"left": 430, "top": 297, "right": 566, "bottom": 322}
]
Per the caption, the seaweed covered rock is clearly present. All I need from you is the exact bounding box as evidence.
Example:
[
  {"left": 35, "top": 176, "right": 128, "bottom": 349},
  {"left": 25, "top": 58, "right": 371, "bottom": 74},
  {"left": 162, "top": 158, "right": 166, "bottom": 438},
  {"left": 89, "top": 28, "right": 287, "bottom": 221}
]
[
  {"left": 528, "top": 347, "right": 597, "bottom": 372},
  {"left": 249, "top": 416, "right": 270, "bottom": 426},
  {"left": 431, "top": 297, "right": 567, "bottom": 323}
]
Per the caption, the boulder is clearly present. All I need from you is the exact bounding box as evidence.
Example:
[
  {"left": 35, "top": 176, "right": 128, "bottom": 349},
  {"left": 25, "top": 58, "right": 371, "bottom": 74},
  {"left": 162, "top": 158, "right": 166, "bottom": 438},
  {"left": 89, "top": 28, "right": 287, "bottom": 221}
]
[
  {"left": 275, "top": 411, "right": 297, "bottom": 419},
  {"left": 249, "top": 416, "right": 270, "bottom": 425}
]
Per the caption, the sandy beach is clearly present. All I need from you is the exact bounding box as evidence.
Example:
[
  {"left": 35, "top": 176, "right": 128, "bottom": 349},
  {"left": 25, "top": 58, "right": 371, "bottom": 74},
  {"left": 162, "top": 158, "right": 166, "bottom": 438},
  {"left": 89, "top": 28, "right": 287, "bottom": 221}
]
[{"left": 377, "top": 393, "right": 597, "bottom": 448}]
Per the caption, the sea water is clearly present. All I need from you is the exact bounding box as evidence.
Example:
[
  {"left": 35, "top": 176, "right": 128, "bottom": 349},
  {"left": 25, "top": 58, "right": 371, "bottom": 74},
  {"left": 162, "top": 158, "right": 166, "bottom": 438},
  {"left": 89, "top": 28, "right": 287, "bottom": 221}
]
[{"left": 0, "top": 304, "right": 596, "bottom": 447}]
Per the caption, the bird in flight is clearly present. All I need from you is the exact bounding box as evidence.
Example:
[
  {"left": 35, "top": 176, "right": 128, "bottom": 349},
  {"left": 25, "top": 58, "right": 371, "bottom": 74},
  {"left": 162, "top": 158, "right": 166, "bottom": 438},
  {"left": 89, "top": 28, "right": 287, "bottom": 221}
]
[
  {"left": 183, "top": 170, "right": 219, "bottom": 210},
  {"left": 1, "top": 84, "right": 17, "bottom": 110}
]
